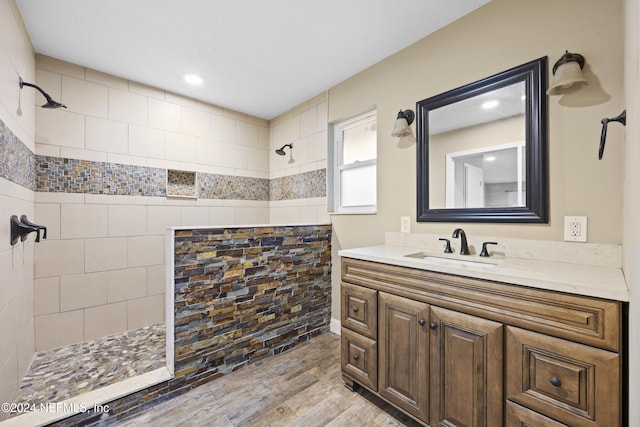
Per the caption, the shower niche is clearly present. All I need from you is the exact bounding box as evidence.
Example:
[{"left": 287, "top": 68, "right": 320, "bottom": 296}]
[{"left": 167, "top": 169, "right": 197, "bottom": 199}]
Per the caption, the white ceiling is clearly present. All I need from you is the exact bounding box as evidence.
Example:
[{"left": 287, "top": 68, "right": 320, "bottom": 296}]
[{"left": 16, "top": 0, "right": 490, "bottom": 120}]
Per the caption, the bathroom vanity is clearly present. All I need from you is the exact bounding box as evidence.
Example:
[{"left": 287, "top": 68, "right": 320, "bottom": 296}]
[{"left": 339, "top": 234, "right": 628, "bottom": 427}]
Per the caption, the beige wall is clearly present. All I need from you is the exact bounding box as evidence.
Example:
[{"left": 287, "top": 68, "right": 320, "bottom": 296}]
[
  {"left": 623, "top": 0, "right": 639, "bottom": 424},
  {"left": 328, "top": 0, "right": 624, "bottom": 320},
  {"left": 0, "top": 0, "right": 35, "bottom": 415}
]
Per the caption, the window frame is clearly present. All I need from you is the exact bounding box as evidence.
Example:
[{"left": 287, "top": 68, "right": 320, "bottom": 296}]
[{"left": 328, "top": 109, "right": 377, "bottom": 215}]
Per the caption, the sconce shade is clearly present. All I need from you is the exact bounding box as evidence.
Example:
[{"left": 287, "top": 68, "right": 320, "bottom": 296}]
[
  {"left": 546, "top": 51, "right": 588, "bottom": 95},
  {"left": 391, "top": 109, "right": 415, "bottom": 137}
]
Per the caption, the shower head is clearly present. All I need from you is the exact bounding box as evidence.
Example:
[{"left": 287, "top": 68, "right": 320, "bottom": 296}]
[
  {"left": 275, "top": 143, "right": 293, "bottom": 156},
  {"left": 19, "top": 77, "right": 67, "bottom": 109}
]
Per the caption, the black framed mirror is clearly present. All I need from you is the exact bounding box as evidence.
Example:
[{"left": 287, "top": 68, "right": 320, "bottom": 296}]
[{"left": 416, "top": 57, "right": 548, "bottom": 223}]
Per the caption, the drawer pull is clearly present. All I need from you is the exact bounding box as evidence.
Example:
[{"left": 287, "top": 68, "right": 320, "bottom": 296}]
[
  {"left": 429, "top": 322, "right": 437, "bottom": 330},
  {"left": 352, "top": 306, "right": 358, "bottom": 313},
  {"left": 549, "top": 377, "right": 562, "bottom": 387},
  {"left": 353, "top": 354, "right": 360, "bottom": 361},
  {"left": 418, "top": 319, "right": 426, "bottom": 326}
]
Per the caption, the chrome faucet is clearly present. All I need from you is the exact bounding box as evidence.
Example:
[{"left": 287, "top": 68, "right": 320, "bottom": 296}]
[{"left": 452, "top": 228, "right": 470, "bottom": 255}]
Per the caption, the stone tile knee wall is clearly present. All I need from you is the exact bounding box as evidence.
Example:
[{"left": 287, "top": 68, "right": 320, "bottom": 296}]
[
  {"left": 52, "top": 224, "right": 332, "bottom": 426},
  {"left": 173, "top": 225, "right": 332, "bottom": 376}
]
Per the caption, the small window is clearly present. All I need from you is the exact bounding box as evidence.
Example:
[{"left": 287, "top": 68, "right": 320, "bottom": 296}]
[{"left": 329, "top": 110, "right": 377, "bottom": 214}]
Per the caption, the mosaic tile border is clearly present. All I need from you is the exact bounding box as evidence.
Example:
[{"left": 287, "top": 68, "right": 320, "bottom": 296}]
[
  {"left": 270, "top": 169, "right": 326, "bottom": 201},
  {"left": 1, "top": 118, "right": 326, "bottom": 201},
  {"left": 0, "top": 119, "right": 36, "bottom": 190}
]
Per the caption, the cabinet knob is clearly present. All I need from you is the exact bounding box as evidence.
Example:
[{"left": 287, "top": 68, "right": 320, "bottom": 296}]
[
  {"left": 429, "top": 322, "right": 437, "bottom": 330},
  {"left": 353, "top": 354, "right": 360, "bottom": 361},
  {"left": 352, "top": 306, "right": 358, "bottom": 313},
  {"left": 418, "top": 319, "right": 426, "bottom": 326},
  {"left": 549, "top": 377, "right": 562, "bottom": 387}
]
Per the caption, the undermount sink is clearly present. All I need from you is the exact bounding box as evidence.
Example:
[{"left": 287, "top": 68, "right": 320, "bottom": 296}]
[{"left": 404, "top": 252, "right": 497, "bottom": 269}]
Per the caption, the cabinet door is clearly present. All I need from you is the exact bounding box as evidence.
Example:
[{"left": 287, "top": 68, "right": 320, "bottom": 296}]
[
  {"left": 378, "top": 292, "right": 429, "bottom": 422},
  {"left": 430, "top": 306, "right": 503, "bottom": 427}
]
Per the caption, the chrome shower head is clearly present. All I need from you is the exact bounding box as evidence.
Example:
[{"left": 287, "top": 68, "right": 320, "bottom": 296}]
[
  {"left": 275, "top": 143, "right": 292, "bottom": 156},
  {"left": 19, "top": 77, "right": 67, "bottom": 109}
]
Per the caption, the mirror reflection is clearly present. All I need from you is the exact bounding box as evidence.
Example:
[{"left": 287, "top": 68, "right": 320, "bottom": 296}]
[{"left": 429, "top": 82, "right": 526, "bottom": 209}]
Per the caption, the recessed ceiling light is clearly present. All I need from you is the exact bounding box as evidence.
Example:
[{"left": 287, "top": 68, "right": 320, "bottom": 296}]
[
  {"left": 184, "top": 73, "right": 203, "bottom": 85},
  {"left": 484, "top": 155, "right": 496, "bottom": 162},
  {"left": 482, "top": 100, "right": 499, "bottom": 109}
]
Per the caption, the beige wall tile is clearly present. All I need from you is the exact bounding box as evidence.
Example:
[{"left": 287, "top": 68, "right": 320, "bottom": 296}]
[
  {"left": 36, "top": 55, "right": 84, "bottom": 79},
  {"left": 84, "top": 302, "right": 127, "bottom": 340},
  {"left": 34, "top": 310, "right": 83, "bottom": 351},
  {"left": 127, "top": 294, "right": 164, "bottom": 330},
  {"left": 62, "top": 75, "right": 108, "bottom": 118},
  {"left": 300, "top": 106, "right": 319, "bottom": 138},
  {"left": 60, "top": 272, "right": 108, "bottom": 311},
  {"left": 35, "top": 68, "right": 62, "bottom": 102},
  {"left": 35, "top": 239, "right": 84, "bottom": 278},
  {"left": 148, "top": 98, "right": 180, "bottom": 132},
  {"left": 222, "top": 142, "right": 247, "bottom": 170},
  {"left": 108, "top": 204, "right": 147, "bottom": 236},
  {"left": 129, "top": 125, "right": 164, "bottom": 159},
  {"left": 210, "top": 114, "right": 235, "bottom": 142},
  {"left": 147, "top": 206, "right": 181, "bottom": 235},
  {"left": 34, "top": 277, "right": 60, "bottom": 316},
  {"left": 147, "top": 265, "right": 166, "bottom": 296},
  {"left": 107, "top": 267, "right": 146, "bottom": 303},
  {"left": 195, "top": 137, "right": 223, "bottom": 165},
  {"left": 59, "top": 146, "right": 109, "bottom": 163},
  {"left": 60, "top": 203, "right": 108, "bottom": 239},
  {"left": 86, "top": 69, "right": 128, "bottom": 91},
  {"left": 181, "top": 107, "right": 209, "bottom": 137},
  {"left": 109, "top": 88, "right": 148, "bottom": 125},
  {"left": 236, "top": 121, "right": 258, "bottom": 147},
  {"left": 85, "top": 237, "right": 128, "bottom": 272},
  {"left": 246, "top": 147, "right": 268, "bottom": 172},
  {"left": 128, "top": 235, "right": 164, "bottom": 267},
  {"left": 86, "top": 116, "right": 128, "bottom": 154},
  {"left": 165, "top": 132, "right": 196, "bottom": 163},
  {"left": 210, "top": 206, "right": 235, "bottom": 225},
  {"left": 180, "top": 207, "right": 209, "bottom": 226},
  {"left": 35, "top": 108, "right": 85, "bottom": 148}
]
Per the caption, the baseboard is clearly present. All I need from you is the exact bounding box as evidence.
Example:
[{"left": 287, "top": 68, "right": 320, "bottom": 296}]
[{"left": 330, "top": 317, "right": 341, "bottom": 335}]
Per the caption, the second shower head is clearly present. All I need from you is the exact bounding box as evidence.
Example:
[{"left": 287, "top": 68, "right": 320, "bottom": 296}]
[{"left": 275, "top": 144, "right": 293, "bottom": 156}]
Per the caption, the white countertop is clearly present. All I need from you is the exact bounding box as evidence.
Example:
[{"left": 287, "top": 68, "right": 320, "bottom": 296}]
[{"left": 339, "top": 244, "right": 629, "bottom": 302}]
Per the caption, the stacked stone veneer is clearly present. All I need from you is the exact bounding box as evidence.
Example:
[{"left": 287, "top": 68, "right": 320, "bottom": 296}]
[
  {"left": 173, "top": 225, "right": 332, "bottom": 377},
  {"left": 51, "top": 224, "right": 332, "bottom": 426}
]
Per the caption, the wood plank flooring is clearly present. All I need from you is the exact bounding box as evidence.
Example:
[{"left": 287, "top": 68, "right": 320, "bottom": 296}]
[{"left": 119, "top": 332, "right": 421, "bottom": 426}]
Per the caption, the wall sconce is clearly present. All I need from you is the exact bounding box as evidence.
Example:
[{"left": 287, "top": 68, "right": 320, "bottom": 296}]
[
  {"left": 391, "top": 110, "right": 415, "bottom": 137},
  {"left": 19, "top": 77, "right": 67, "bottom": 109},
  {"left": 546, "top": 51, "right": 588, "bottom": 95}
]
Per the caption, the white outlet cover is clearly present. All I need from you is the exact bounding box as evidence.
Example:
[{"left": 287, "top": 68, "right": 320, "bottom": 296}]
[
  {"left": 400, "top": 216, "right": 411, "bottom": 233},
  {"left": 564, "top": 216, "right": 587, "bottom": 242}
]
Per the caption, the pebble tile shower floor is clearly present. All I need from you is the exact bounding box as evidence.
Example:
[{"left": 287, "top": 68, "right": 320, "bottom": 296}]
[{"left": 10, "top": 323, "right": 165, "bottom": 415}]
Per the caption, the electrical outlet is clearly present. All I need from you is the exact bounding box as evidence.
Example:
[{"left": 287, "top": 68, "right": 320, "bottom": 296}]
[
  {"left": 400, "top": 216, "right": 411, "bottom": 233},
  {"left": 564, "top": 216, "right": 587, "bottom": 242}
]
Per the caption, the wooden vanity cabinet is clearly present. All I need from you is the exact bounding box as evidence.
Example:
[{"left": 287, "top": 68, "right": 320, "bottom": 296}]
[{"left": 340, "top": 258, "right": 623, "bottom": 427}]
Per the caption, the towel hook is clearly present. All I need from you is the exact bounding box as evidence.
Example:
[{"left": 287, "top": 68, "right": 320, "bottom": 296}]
[{"left": 599, "top": 110, "right": 626, "bottom": 160}]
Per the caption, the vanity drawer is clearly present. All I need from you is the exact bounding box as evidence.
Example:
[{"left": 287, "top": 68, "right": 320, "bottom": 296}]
[
  {"left": 341, "top": 282, "right": 377, "bottom": 339},
  {"left": 341, "top": 328, "right": 377, "bottom": 391},
  {"left": 506, "top": 326, "right": 620, "bottom": 427},
  {"left": 506, "top": 401, "right": 569, "bottom": 427}
]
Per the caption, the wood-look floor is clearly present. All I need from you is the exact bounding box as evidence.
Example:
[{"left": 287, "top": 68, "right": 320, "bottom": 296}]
[{"left": 119, "top": 332, "right": 421, "bottom": 427}]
